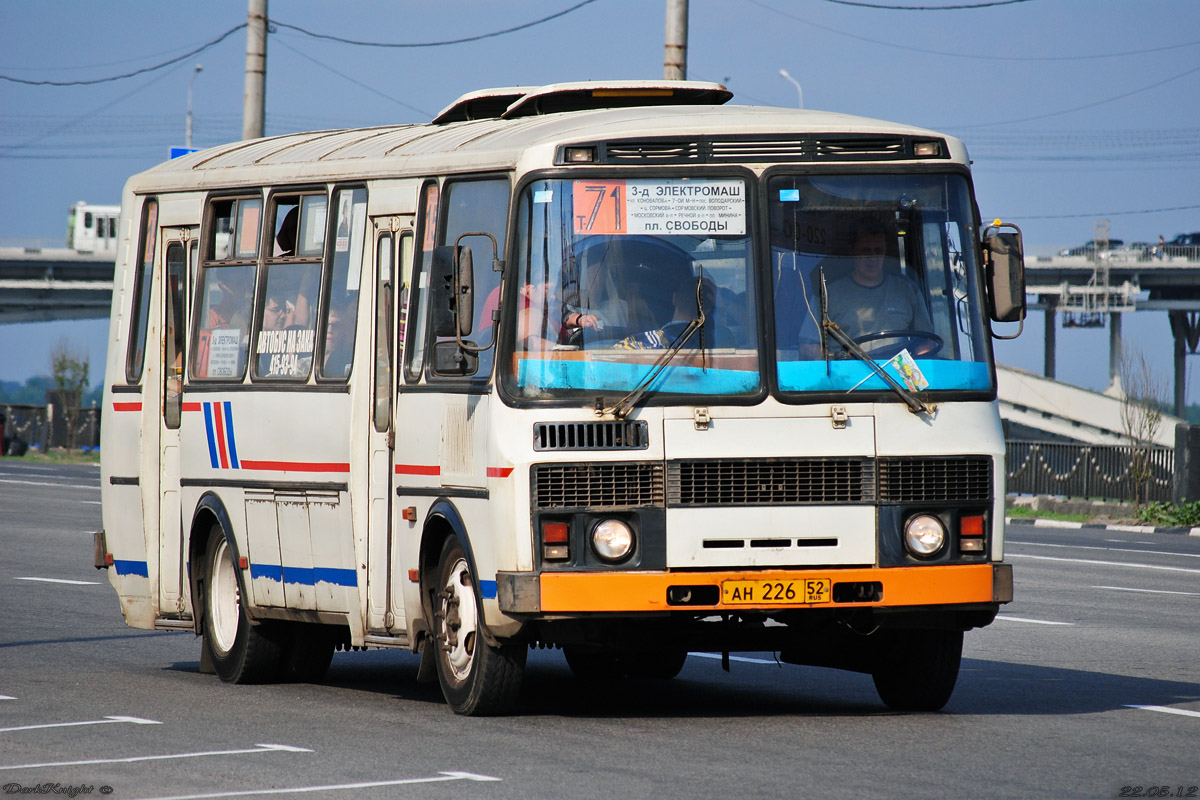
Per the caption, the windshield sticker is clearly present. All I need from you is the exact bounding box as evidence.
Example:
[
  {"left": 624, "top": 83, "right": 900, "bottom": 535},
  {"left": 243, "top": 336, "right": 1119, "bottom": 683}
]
[
  {"left": 779, "top": 189, "right": 800, "bottom": 202},
  {"left": 889, "top": 349, "right": 930, "bottom": 392},
  {"left": 534, "top": 189, "right": 554, "bottom": 204},
  {"left": 572, "top": 179, "right": 746, "bottom": 236}
]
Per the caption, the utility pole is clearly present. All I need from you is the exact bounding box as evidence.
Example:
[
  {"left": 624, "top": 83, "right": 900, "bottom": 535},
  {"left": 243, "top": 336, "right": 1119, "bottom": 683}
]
[
  {"left": 663, "top": 0, "right": 688, "bottom": 80},
  {"left": 243, "top": 0, "right": 267, "bottom": 140}
]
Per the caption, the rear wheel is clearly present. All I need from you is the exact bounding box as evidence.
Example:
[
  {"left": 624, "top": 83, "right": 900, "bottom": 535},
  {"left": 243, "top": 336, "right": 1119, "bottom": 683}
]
[
  {"left": 871, "top": 629, "right": 962, "bottom": 711},
  {"left": 202, "top": 531, "right": 283, "bottom": 684},
  {"left": 431, "top": 537, "right": 525, "bottom": 715}
]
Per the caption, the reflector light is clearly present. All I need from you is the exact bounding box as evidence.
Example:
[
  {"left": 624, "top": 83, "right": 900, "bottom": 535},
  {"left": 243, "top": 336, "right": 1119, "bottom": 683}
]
[
  {"left": 105, "top": 553, "right": 114, "bottom": 566},
  {"left": 960, "top": 515, "right": 985, "bottom": 537},
  {"left": 408, "top": 569, "right": 420, "bottom": 582},
  {"left": 238, "top": 556, "right": 249, "bottom": 570},
  {"left": 564, "top": 146, "right": 597, "bottom": 163},
  {"left": 960, "top": 539, "right": 985, "bottom": 552},
  {"left": 914, "top": 141, "right": 941, "bottom": 157},
  {"left": 402, "top": 506, "right": 418, "bottom": 522},
  {"left": 543, "top": 522, "right": 569, "bottom": 544}
]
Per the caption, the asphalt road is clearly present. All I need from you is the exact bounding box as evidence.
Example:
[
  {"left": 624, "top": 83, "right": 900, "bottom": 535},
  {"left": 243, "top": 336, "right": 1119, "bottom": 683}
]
[{"left": 1, "top": 459, "right": 1197, "bottom": 800}]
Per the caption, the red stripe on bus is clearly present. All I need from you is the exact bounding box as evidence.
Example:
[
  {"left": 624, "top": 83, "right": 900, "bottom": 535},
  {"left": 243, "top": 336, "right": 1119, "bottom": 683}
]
[
  {"left": 182, "top": 402, "right": 203, "bottom": 412},
  {"left": 395, "top": 464, "right": 440, "bottom": 476},
  {"left": 213, "top": 403, "right": 230, "bottom": 469},
  {"left": 239, "top": 460, "right": 352, "bottom": 473},
  {"left": 113, "top": 402, "right": 142, "bottom": 412},
  {"left": 486, "top": 467, "right": 514, "bottom": 478}
]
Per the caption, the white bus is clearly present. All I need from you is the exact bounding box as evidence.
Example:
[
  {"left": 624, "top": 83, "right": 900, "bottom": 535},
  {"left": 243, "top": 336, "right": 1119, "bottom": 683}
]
[
  {"left": 97, "top": 81, "right": 1026, "bottom": 715},
  {"left": 67, "top": 201, "right": 121, "bottom": 256}
]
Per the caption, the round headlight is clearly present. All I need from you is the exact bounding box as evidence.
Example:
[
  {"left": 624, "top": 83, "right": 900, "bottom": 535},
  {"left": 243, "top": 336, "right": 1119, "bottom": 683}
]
[
  {"left": 904, "top": 514, "right": 946, "bottom": 557},
  {"left": 592, "top": 519, "right": 634, "bottom": 562}
]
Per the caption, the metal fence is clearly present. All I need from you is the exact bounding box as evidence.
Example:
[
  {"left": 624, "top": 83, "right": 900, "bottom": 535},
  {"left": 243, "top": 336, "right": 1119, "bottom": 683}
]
[
  {"left": 1005, "top": 439, "right": 1174, "bottom": 504},
  {"left": 1, "top": 402, "right": 100, "bottom": 453}
]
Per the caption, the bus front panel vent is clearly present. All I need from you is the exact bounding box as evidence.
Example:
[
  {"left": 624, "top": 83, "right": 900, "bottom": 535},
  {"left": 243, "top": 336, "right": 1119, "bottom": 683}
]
[
  {"left": 667, "top": 457, "right": 876, "bottom": 507},
  {"left": 532, "top": 462, "right": 665, "bottom": 510},
  {"left": 533, "top": 420, "right": 649, "bottom": 452},
  {"left": 877, "top": 456, "right": 992, "bottom": 504}
]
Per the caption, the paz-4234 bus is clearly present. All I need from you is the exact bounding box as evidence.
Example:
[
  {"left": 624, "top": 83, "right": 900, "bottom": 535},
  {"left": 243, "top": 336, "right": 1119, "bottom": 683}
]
[{"left": 96, "top": 80, "right": 1026, "bottom": 715}]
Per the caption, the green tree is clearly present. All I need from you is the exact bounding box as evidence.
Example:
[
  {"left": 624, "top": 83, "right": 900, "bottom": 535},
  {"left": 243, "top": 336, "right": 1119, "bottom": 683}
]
[{"left": 49, "top": 338, "right": 90, "bottom": 451}]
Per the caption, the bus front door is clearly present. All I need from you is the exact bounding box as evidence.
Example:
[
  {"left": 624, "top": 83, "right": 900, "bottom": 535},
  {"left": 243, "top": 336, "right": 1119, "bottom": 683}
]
[{"left": 158, "top": 229, "right": 195, "bottom": 616}]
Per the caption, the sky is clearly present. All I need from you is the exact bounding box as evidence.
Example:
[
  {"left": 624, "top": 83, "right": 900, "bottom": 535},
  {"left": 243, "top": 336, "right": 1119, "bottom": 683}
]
[{"left": 2, "top": 0, "right": 1198, "bottom": 405}]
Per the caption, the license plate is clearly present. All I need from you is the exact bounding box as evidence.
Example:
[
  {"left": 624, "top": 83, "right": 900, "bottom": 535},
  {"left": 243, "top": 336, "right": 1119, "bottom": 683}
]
[{"left": 721, "top": 578, "right": 832, "bottom": 605}]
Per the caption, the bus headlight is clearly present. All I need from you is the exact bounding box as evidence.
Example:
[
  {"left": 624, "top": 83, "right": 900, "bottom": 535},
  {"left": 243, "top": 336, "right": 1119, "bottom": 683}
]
[
  {"left": 904, "top": 514, "right": 946, "bottom": 557},
  {"left": 592, "top": 519, "right": 634, "bottom": 562}
]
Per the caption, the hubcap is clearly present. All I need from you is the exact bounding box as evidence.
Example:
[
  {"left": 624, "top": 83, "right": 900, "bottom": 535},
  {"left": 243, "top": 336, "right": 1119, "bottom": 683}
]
[
  {"left": 439, "top": 557, "right": 477, "bottom": 681},
  {"left": 208, "top": 539, "right": 240, "bottom": 656}
]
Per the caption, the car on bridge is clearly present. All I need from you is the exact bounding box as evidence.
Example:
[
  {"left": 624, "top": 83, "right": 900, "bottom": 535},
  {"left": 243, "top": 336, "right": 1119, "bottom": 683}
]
[
  {"left": 1058, "top": 239, "right": 1123, "bottom": 257},
  {"left": 1163, "top": 232, "right": 1200, "bottom": 259}
]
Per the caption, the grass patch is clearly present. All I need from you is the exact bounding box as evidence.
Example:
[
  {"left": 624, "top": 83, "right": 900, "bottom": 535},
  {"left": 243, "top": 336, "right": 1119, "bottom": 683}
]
[
  {"left": 7, "top": 448, "right": 100, "bottom": 464},
  {"left": 1005, "top": 506, "right": 1090, "bottom": 523}
]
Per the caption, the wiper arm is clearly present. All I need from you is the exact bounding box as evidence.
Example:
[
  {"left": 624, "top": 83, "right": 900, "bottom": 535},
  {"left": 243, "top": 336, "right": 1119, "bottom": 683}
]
[{"left": 822, "top": 321, "right": 934, "bottom": 416}]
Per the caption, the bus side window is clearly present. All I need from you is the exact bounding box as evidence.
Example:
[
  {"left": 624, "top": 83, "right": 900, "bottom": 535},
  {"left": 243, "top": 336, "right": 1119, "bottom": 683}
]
[
  {"left": 318, "top": 187, "right": 366, "bottom": 380},
  {"left": 405, "top": 181, "right": 439, "bottom": 382},
  {"left": 430, "top": 177, "right": 508, "bottom": 378},
  {"left": 164, "top": 241, "right": 187, "bottom": 428},
  {"left": 125, "top": 198, "right": 159, "bottom": 382},
  {"left": 373, "top": 231, "right": 394, "bottom": 431}
]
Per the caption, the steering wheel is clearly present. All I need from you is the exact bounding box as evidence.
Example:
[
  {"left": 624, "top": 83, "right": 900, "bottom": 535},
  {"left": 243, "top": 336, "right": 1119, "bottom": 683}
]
[{"left": 851, "top": 329, "right": 943, "bottom": 359}]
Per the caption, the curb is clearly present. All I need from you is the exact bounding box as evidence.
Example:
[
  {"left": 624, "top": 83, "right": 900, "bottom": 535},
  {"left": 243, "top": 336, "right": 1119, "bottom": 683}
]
[{"left": 1005, "top": 516, "right": 1200, "bottom": 537}]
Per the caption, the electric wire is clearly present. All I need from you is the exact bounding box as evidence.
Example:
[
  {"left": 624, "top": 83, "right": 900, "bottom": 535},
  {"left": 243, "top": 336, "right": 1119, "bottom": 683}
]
[{"left": 821, "top": 0, "right": 1033, "bottom": 8}]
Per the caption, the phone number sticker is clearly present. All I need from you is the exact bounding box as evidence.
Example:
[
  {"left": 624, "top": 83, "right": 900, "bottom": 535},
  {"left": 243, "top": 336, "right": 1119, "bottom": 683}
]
[{"left": 572, "top": 179, "right": 746, "bottom": 236}]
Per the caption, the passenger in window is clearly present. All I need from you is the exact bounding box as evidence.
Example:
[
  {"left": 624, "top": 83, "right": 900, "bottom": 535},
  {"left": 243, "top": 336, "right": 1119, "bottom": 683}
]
[
  {"left": 206, "top": 270, "right": 253, "bottom": 330},
  {"left": 323, "top": 301, "right": 354, "bottom": 377},
  {"left": 274, "top": 207, "right": 299, "bottom": 257}
]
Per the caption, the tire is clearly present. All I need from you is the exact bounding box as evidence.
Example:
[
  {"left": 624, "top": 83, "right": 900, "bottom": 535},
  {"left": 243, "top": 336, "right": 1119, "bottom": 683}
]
[
  {"left": 430, "top": 536, "right": 525, "bottom": 715},
  {"left": 277, "top": 623, "right": 336, "bottom": 683},
  {"left": 871, "top": 629, "right": 963, "bottom": 712},
  {"left": 202, "top": 531, "right": 283, "bottom": 684}
]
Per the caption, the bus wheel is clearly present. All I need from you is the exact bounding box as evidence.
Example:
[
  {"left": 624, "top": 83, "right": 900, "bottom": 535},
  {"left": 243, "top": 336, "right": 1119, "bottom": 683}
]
[
  {"left": 431, "top": 537, "right": 525, "bottom": 715},
  {"left": 871, "top": 629, "right": 962, "bottom": 712},
  {"left": 202, "top": 532, "right": 283, "bottom": 684},
  {"left": 277, "top": 623, "right": 336, "bottom": 683},
  {"left": 625, "top": 650, "right": 688, "bottom": 680}
]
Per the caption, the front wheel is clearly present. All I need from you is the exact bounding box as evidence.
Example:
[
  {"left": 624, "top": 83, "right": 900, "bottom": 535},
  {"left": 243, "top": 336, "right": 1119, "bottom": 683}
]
[
  {"left": 871, "top": 629, "right": 962, "bottom": 711},
  {"left": 201, "top": 530, "right": 283, "bottom": 684},
  {"left": 430, "top": 537, "right": 525, "bottom": 715}
]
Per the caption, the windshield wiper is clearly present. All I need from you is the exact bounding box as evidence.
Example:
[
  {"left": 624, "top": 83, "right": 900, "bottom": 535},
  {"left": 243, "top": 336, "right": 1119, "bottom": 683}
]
[
  {"left": 817, "top": 271, "right": 934, "bottom": 416},
  {"left": 600, "top": 279, "right": 708, "bottom": 419}
]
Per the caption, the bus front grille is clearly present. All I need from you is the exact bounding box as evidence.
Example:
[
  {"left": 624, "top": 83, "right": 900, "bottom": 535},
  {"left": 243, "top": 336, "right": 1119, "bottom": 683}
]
[
  {"left": 533, "top": 420, "right": 649, "bottom": 451},
  {"left": 877, "top": 456, "right": 993, "bottom": 503},
  {"left": 667, "top": 458, "right": 876, "bottom": 506},
  {"left": 532, "top": 462, "right": 665, "bottom": 509}
]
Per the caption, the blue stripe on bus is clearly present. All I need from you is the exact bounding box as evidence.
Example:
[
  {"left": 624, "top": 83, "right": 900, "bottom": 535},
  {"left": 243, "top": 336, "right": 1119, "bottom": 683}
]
[
  {"left": 203, "top": 403, "right": 219, "bottom": 468},
  {"left": 223, "top": 401, "right": 240, "bottom": 469},
  {"left": 113, "top": 559, "right": 149, "bottom": 577},
  {"left": 479, "top": 579, "right": 497, "bottom": 600},
  {"left": 248, "top": 564, "right": 358, "bottom": 587}
]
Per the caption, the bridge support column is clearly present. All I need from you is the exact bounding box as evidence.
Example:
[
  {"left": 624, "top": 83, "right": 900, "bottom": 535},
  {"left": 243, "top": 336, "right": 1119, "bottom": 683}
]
[
  {"left": 1168, "top": 311, "right": 1200, "bottom": 418},
  {"left": 1042, "top": 298, "right": 1057, "bottom": 379},
  {"left": 1107, "top": 312, "right": 1123, "bottom": 394}
]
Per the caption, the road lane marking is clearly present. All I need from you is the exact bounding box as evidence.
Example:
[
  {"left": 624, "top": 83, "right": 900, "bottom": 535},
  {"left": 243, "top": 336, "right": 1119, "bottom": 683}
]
[
  {"left": 16, "top": 576, "right": 101, "bottom": 585},
  {"left": 0, "top": 478, "right": 99, "bottom": 490},
  {"left": 1126, "top": 704, "right": 1200, "bottom": 719},
  {"left": 690, "top": 652, "right": 779, "bottom": 665},
  {"left": 0, "top": 743, "right": 311, "bottom": 772},
  {"left": 1010, "top": 553, "right": 1200, "bottom": 575},
  {"left": 0, "top": 696, "right": 14, "bottom": 701},
  {"left": 0, "top": 715, "right": 160, "bottom": 733},
  {"left": 1015, "top": 542, "right": 1200, "bottom": 560},
  {"left": 995, "top": 615, "right": 1074, "bottom": 626},
  {"left": 132, "top": 771, "right": 502, "bottom": 800},
  {"left": 1095, "top": 585, "right": 1200, "bottom": 597}
]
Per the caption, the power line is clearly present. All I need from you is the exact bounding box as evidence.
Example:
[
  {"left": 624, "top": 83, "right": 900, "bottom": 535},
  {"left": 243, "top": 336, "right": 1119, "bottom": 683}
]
[
  {"left": 1018, "top": 203, "right": 1200, "bottom": 220},
  {"left": 820, "top": 0, "right": 1032, "bottom": 9},
  {"left": 269, "top": 0, "right": 599, "bottom": 48},
  {"left": 0, "top": 25, "right": 246, "bottom": 86}
]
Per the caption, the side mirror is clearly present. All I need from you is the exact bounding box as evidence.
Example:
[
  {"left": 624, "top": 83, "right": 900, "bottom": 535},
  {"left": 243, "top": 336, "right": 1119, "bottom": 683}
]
[
  {"left": 431, "top": 244, "right": 474, "bottom": 338},
  {"left": 983, "top": 221, "right": 1026, "bottom": 331}
]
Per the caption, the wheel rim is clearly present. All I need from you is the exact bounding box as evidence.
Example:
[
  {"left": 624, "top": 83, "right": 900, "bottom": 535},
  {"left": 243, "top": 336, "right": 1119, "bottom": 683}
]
[
  {"left": 208, "top": 539, "right": 240, "bottom": 656},
  {"left": 439, "top": 556, "right": 478, "bottom": 682}
]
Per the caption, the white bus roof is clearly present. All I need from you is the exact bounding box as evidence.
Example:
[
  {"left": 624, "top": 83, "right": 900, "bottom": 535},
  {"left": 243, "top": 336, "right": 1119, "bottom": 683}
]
[{"left": 125, "top": 83, "right": 966, "bottom": 194}]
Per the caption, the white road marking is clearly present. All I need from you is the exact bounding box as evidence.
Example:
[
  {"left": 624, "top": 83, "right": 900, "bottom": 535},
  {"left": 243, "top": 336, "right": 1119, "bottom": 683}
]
[
  {"left": 0, "top": 696, "right": 14, "bottom": 701},
  {"left": 995, "top": 615, "right": 1074, "bottom": 626},
  {"left": 16, "top": 576, "right": 101, "bottom": 585},
  {"left": 1095, "top": 585, "right": 1200, "bottom": 597},
  {"left": 690, "top": 652, "right": 779, "bottom": 665},
  {"left": 130, "top": 771, "right": 502, "bottom": 800},
  {"left": 1126, "top": 704, "right": 1200, "bottom": 719},
  {"left": 1016, "top": 541, "right": 1200, "bottom": 560},
  {"left": 0, "top": 478, "right": 98, "bottom": 490},
  {"left": 0, "top": 715, "right": 160, "bottom": 733},
  {"left": 0, "top": 743, "right": 310, "bottom": 772},
  {"left": 1010, "top": 553, "right": 1200, "bottom": 575}
]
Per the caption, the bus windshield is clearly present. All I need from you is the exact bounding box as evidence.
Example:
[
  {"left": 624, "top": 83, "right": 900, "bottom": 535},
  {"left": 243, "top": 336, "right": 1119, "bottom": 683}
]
[
  {"left": 504, "top": 176, "right": 761, "bottom": 402},
  {"left": 770, "top": 173, "right": 992, "bottom": 396}
]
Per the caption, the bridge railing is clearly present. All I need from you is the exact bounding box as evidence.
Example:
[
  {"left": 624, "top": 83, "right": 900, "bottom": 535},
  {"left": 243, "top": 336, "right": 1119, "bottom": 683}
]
[{"left": 1005, "top": 439, "right": 1174, "bottom": 504}]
